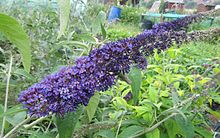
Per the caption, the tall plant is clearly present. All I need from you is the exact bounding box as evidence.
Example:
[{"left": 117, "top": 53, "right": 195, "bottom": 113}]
[{"left": 0, "top": 13, "right": 31, "bottom": 137}]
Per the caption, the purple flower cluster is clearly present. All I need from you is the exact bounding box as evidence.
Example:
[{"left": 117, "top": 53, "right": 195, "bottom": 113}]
[
  {"left": 18, "top": 14, "right": 204, "bottom": 117},
  {"left": 152, "top": 14, "right": 204, "bottom": 32},
  {"left": 19, "top": 37, "right": 149, "bottom": 116}
]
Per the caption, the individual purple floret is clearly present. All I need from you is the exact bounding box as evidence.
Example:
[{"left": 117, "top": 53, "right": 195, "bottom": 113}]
[{"left": 18, "top": 14, "right": 204, "bottom": 117}]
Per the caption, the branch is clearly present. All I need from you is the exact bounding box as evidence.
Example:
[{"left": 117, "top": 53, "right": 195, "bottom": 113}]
[
  {"left": 1, "top": 55, "right": 13, "bottom": 137},
  {"left": 3, "top": 117, "right": 31, "bottom": 138},
  {"left": 23, "top": 116, "right": 48, "bottom": 129},
  {"left": 131, "top": 113, "right": 178, "bottom": 138},
  {"left": 72, "top": 121, "right": 117, "bottom": 138}
]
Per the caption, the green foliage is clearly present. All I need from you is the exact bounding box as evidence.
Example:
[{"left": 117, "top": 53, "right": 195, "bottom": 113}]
[
  {"left": 159, "top": 0, "right": 165, "bottom": 14},
  {"left": 96, "top": 129, "right": 115, "bottom": 138},
  {"left": 0, "top": 3, "right": 104, "bottom": 137},
  {"left": 0, "top": 5, "right": 97, "bottom": 104},
  {"left": 91, "top": 11, "right": 106, "bottom": 35},
  {"left": 176, "top": 115, "right": 194, "bottom": 137},
  {"left": 188, "top": 17, "right": 220, "bottom": 32},
  {"left": 87, "top": 3, "right": 109, "bottom": 18},
  {"left": 29, "top": 132, "right": 54, "bottom": 138},
  {"left": 120, "top": 7, "right": 145, "bottom": 24},
  {"left": 145, "top": 128, "right": 160, "bottom": 138},
  {"left": 128, "top": 67, "right": 142, "bottom": 105},
  {"left": 107, "top": 29, "right": 133, "bottom": 41},
  {"left": 100, "top": 41, "right": 220, "bottom": 138},
  {"left": 194, "top": 126, "right": 213, "bottom": 138},
  {"left": 56, "top": 107, "right": 83, "bottom": 138},
  {"left": 0, "top": 2, "right": 220, "bottom": 138},
  {"left": 0, "top": 104, "right": 27, "bottom": 135},
  {"left": 86, "top": 93, "right": 100, "bottom": 122},
  {"left": 57, "top": 0, "right": 71, "bottom": 38},
  {"left": 0, "top": 13, "right": 31, "bottom": 73},
  {"left": 107, "top": 23, "right": 140, "bottom": 41},
  {"left": 118, "top": 125, "right": 144, "bottom": 138},
  {"left": 164, "top": 119, "right": 180, "bottom": 138}
]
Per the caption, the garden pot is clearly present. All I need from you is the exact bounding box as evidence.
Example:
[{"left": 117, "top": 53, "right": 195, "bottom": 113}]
[{"left": 108, "top": 6, "right": 122, "bottom": 22}]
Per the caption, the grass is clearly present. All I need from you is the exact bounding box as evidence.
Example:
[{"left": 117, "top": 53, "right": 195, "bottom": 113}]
[
  {"left": 108, "top": 22, "right": 141, "bottom": 34},
  {"left": 106, "top": 22, "right": 141, "bottom": 41}
]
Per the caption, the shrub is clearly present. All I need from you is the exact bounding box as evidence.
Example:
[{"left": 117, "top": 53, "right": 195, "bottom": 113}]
[
  {"left": 107, "top": 28, "right": 134, "bottom": 41},
  {"left": 120, "top": 6, "right": 145, "bottom": 24},
  {"left": 107, "top": 23, "right": 140, "bottom": 41}
]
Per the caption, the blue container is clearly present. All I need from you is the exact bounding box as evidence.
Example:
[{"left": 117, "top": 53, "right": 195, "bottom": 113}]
[{"left": 108, "top": 6, "right": 122, "bottom": 22}]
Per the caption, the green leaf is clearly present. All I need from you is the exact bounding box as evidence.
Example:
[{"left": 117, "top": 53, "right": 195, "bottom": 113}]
[
  {"left": 213, "top": 67, "right": 220, "bottom": 74},
  {"left": 86, "top": 92, "right": 100, "bottom": 122},
  {"left": 142, "top": 113, "right": 153, "bottom": 124},
  {"left": 29, "top": 132, "right": 54, "bottom": 138},
  {"left": 118, "top": 125, "right": 144, "bottom": 138},
  {"left": 164, "top": 119, "right": 180, "bottom": 138},
  {"left": 101, "top": 23, "right": 106, "bottom": 39},
  {"left": 167, "top": 48, "right": 178, "bottom": 59},
  {"left": 0, "top": 13, "right": 31, "bottom": 73},
  {"left": 194, "top": 126, "right": 212, "bottom": 138},
  {"left": 149, "top": 86, "right": 158, "bottom": 102},
  {"left": 128, "top": 67, "right": 142, "bottom": 105},
  {"left": 96, "top": 129, "right": 115, "bottom": 138},
  {"left": 57, "top": 41, "right": 89, "bottom": 49},
  {"left": 1, "top": 105, "right": 26, "bottom": 127},
  {"left": 57, "top": 0, "right": 71, "bottom": 38},
  {"left": 172, "top": 90, "right": 180, "bottom": 106},
  {"left": 154, "top": 50, "right": 160, "bottom": 61},
  {"left": 207, "top": 108, "right": 220, "bottom": 119},
  {"left": 56, "top": 107, "right": 83, "bottom": 138},
  {"left": 160, "top": 132, "right": 169, "bottom": 138},
  {"left": 112, "top": 97, "right": 128, "bottom": 109},
  {"left": 175, "top": 115, "right": 194, "bottom": 138},
  {"left": 121, "top": 119, "right": 141, "bottom": 126},
  {"left": 6, "top": 111, "right": 26, "bottom": 126},
  {"left": 92, "top": 11, "right": 106, "bottom": 35},
  {"left": 14, "top": 69, "right": 34, "bottom": 80},
  {"left": 210, "top": 92, "right": 220, "bottom": 104},
  {"left": 3, "top": 104, "right": 26, "bottom": 117},
  {"left": 76, "top": 34, "right": 98, "bottom": 44},
  {"left": 145, "top": 128, "right": 160, "bottom": 138}
]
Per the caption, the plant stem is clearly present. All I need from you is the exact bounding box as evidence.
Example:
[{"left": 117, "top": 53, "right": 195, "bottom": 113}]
[
  {"left": 1, "top": 55, "right": 13, "bottom": 137},
  {"left": 3, "top": 117, "right": 31, "bottom": 138},
  {"left": 131, "top": 113, "right": 178, "bottom": 138},
  {"left": 45, "top": 120, "right": 52, "bottom": 133},
  {"left": 72, "top": 121, "right": 117, "bottom": 138},
  {"left": 24, "top": 116, "right": 48, "bottom": 129},
  {"left": 115, "top": 115, "right": 123, "bottom": 138}
]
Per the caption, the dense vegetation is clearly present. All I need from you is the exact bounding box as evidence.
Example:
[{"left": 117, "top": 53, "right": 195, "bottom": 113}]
[{"left": 0, "top": 1, "right": 220, "bottom": 138}]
